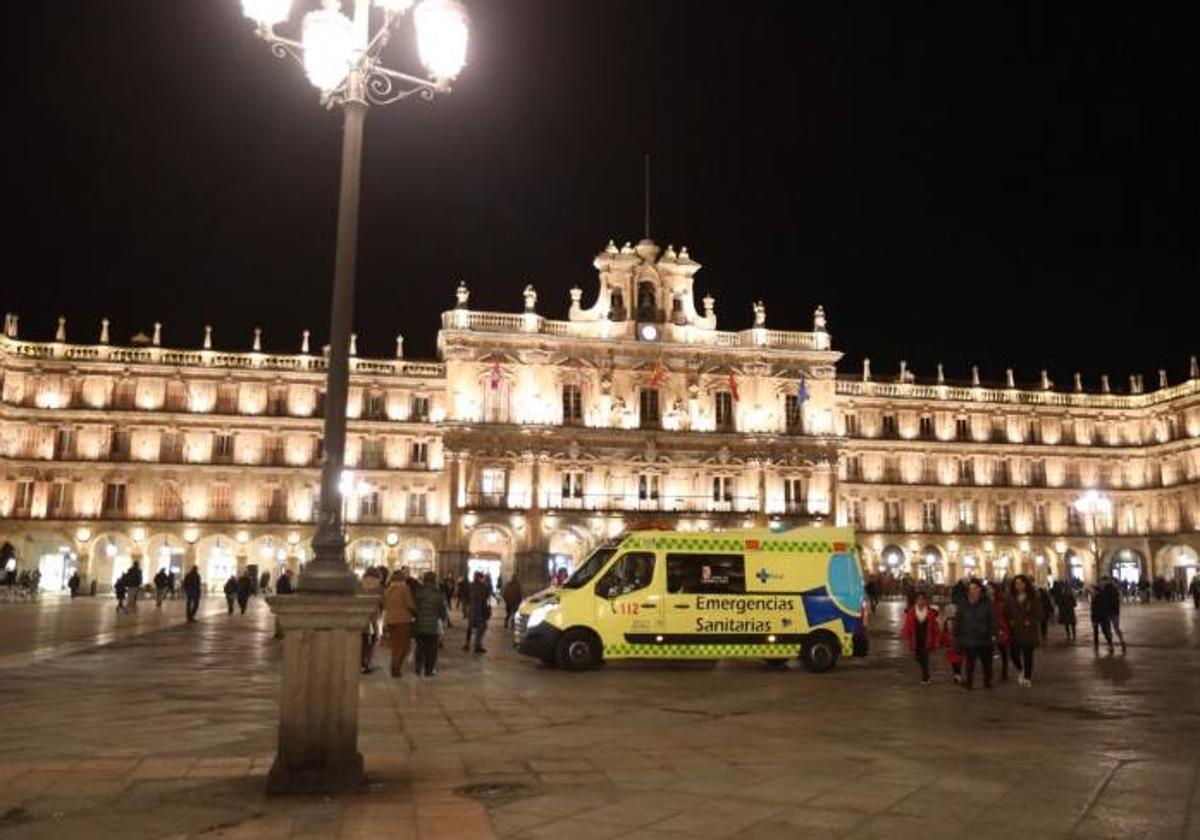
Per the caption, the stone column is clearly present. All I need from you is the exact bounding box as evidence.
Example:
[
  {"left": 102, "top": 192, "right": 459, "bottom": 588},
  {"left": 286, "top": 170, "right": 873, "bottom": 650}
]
[{"left": 266, "top": 594, "right": 380, "bottom": 794}]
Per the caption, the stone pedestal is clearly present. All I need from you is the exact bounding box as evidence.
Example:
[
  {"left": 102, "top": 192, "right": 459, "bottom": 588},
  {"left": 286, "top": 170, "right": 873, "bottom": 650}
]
[{"left": 266, "top": 594, "right": 379, "bottom": 795}]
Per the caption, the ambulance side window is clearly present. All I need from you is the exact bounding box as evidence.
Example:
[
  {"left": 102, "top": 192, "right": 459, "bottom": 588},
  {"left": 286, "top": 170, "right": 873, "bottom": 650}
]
[
  {"left": 666, "top": 554, "right": 747, "bottom": 594},
  {"left": 595, "top": 552, "right": 657, "bottom": 599}
]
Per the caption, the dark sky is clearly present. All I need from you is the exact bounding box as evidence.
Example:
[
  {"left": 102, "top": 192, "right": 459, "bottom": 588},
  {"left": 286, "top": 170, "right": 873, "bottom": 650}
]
[{"left": 7, "top": 2, "right": 1197, "bottom": 389}]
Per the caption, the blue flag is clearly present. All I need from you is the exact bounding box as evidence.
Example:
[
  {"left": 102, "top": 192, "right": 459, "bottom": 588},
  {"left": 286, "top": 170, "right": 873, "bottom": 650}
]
[{"left": 798, "top": 374, "right": 810, "bottom": 403}]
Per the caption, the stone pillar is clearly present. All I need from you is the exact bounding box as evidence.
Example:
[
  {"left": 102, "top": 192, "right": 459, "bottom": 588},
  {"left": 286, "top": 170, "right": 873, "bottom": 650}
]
[{"left": 266, "top": 594, "right": 380, "bottom": 794}]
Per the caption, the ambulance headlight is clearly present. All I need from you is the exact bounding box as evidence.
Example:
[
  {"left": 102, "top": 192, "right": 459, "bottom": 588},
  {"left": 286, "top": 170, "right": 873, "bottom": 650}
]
[{"left": 527, "top": 598, "right": 559, "bottom": 629}]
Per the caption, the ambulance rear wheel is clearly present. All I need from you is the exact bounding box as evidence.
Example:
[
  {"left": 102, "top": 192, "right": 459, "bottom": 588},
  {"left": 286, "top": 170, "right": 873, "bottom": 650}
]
[
  {"left": 800, "top": 633, "right": 840, "bottom": 673},
  {"left": 556, "top": 629, "right": 600, "bottom": 671}
]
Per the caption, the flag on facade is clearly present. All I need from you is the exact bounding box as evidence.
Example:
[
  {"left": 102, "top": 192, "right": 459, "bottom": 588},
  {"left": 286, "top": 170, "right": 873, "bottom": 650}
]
[
  {"left": 489, "top": 359, "right": 501, "bottom": 390},
  {"left": 798, "top": 374, "right": 809, "bottom": 404},
  {"left": 728, "top": 371, "right": 740, "bottom": 402}
]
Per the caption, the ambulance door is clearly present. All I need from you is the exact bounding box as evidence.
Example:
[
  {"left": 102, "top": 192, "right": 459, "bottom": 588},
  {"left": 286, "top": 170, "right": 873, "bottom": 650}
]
[{"left": 592, "top": 551, "right": 663, "bottom": 648}]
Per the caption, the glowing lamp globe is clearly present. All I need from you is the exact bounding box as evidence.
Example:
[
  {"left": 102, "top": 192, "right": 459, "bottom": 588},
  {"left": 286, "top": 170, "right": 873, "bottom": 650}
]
[
  {"left": 414, "top": 0, "right": 469, "bottom": 82},
  {"left": 375, "top": 0, "right": 415, "bottom": 12},
  {"left": 302, "top": 2, "right": 356, "bottom": 91},
  {"left": 242, "top": 0, "right": 293, "bottom": 27}
]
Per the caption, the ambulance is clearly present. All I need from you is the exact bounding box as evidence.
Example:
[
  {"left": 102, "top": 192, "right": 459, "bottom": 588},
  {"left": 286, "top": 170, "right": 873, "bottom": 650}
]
[{"left": 514, "top": 526, "right": 867, "bottom": 672}]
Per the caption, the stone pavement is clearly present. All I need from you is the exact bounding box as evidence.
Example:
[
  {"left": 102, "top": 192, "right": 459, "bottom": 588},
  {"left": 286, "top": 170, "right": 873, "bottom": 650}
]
[{"left": 0, "top": 594, "right": 1197, "bottom": 840}]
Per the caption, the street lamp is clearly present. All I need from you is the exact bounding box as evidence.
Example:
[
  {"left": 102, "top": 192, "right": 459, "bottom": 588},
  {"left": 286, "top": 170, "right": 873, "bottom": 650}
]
[
  {"left": 238, "top": 0, "right": 469, "bottom": 795},
  {"left": 1073, "top": 489, "right": 1112, "bottom": 582},
  {"left": 240, "top": 0, "right": 468, "bottom": 593}
]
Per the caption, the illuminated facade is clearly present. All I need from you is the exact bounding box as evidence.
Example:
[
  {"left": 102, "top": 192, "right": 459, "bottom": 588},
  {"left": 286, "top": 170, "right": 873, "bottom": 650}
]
[{"left": 2, "top": 240, "right": 1199, "bottom": 592}]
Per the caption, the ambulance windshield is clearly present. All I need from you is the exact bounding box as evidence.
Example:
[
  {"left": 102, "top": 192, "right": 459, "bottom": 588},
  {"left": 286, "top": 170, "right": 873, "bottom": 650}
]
[{"left": 561, "top": 546, "right": 618, "bottom": 589}]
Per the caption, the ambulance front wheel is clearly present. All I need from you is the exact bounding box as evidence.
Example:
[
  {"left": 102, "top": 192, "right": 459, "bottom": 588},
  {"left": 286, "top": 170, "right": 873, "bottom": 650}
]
[
  {"left": 556, "top": 629, "right": 601, "bottom": 671},
  {"left": 800, "top": 632, "right": 840, "bottom": 673}
]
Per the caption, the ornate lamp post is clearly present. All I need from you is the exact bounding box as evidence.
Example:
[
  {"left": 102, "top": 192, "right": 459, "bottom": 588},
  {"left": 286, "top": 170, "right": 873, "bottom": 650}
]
[
  {"left": 1073, "top": 489, "right": 1112, "bottom": 583},
  {"left": 237, "top": 0, "right": 469, "bottom": 793}
]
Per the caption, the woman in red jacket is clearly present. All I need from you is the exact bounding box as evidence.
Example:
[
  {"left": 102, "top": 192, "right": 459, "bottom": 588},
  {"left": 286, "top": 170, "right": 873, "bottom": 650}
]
[{"left": 901, "top": 591, "right": 940, "bottom": 685}]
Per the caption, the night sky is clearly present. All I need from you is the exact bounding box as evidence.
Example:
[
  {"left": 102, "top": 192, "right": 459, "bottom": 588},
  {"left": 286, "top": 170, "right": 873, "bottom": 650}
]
[{"left": 8, "top": 3, "right": 1197, "bottom": 390}]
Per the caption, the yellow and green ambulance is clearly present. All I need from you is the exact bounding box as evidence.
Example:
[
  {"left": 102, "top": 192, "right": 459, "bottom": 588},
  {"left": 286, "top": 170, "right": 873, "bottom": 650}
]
[{"left": 514, "top": 526, "right": 867, "bottom": 672}]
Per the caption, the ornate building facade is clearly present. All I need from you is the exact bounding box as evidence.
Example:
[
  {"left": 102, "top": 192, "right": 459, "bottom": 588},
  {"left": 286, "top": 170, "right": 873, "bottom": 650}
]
[{"left": 3, "top": 239, "right": 1199, "bottom": 593}]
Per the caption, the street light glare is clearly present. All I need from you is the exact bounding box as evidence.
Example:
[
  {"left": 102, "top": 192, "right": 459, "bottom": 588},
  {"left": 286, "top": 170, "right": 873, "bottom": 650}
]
[
  {"left": 375, "top": 0, "right": 415, "bottom": 13},
  {"left": 242, "top": 0, "right": 293, "bottom": 27},
  {"left": 302, "top": 2, "right": 356, "bottom": 91},
  {"left": 414, "top": 0, "right": 469, "bottom": 82}
]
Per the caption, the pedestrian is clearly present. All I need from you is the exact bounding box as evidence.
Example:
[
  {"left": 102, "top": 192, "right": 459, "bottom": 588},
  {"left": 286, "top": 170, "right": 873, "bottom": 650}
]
[
  {"left": 1189, "top": 576, "right": 1200, "bottom": 609},
  {"left": 360, "top": 568, "right": 383, "bottom": 674},
  {"left": 125, "top": 561, "right": 143, "bottom": 611},
  {"left": 68, "top": 570, "right": 80, "bottom": 599},
  {"left": 154, "top": 568, "right": 169, "bottom": 608},
  {"left": 182, "top": 564, "right": 202, "bottom": 622},
  {"left": 414, "top": 571, "right": 450, "bottom": 677},
  {"left": 114, "top": 571, "right": 129, "bottom": 613},
  {"left": 992, "top": 584, "right": 1012, "bottom": 681},
  {"left": 1037, "top": 586, "right": 1054, "bottom": 641},
  {"left": 382, "top": 570, "right": 417, "bottom": 677},
  {"left": 941, "top": 609, "right": 963, "bottom": 683},
  {"left": 955, "top": 578, "right": 997, "bottom": 690},
  {"left": 502, "top": 576, "right": 523, "bottom": 630},
  {"left": 259, "top": 570, "right": 271, "bottom": 595},
  {"left": 276, "top": 569, "right": 293, "bottom": 594},
  {"left": 901, "top": 591, "right": 940, "bottom": 685},
  {"left": 1057, "top": 585, "right": 1077, "bottom": 641},
  {"left": 1007, "top": 574, "right": 1043, "bottom": 688},
  {"left": 223, "top": 574, "right": 238, "bottom": 614},
  {"left": 1090, "top": 583, "right": 1115, "bottom": 652},
  {"left": 464, "top": 571, "right": 490, "bottom": 653},
  {"left": 455, "top": 575, "right": 470, "bottom": 619},
  {"left": 1101, "top": 578, "right": 1127, "bottom": 652}
]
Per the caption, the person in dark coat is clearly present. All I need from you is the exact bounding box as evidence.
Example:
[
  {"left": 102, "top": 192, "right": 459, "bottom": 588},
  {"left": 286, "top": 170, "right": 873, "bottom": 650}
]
[
  {"left": 68, "top": 571, "right": 80, "bottom": 598},
  {"left": 125, "top": 562, "right": 143, "bottom": 611},
  {"left": 455, "top": 575, "right": 471, "bottom": 619},
  {"left": 1036, "top": 586, "right": 1054, "bottom": 640},
  {"left": 1101, "top": 578, "right": 1127, "bottom": 652},
  {"left": 223, "top": 574, "right": 238, "bottom": 615},
  {"left": 901, "top": 591, "right": 940, "bottom": 684},
  {"left": 954, "top": 579, "right": 997, "bottom": 690},
  {"left": 235, "top": 571, "right": 253, "bottom": 615},
  {"left": 1057, "top": 585, "right": 1077, "bottom": 641},
  {"left": 1006, "top": 574, "right": 1044, "bottom": 687},
  {"left": 414, "top": 572, "right": 450, "bottom": 677},
  {"left": 182, "top": 565, "right": 202, "bottom": 622},
  {"left": 502, "top": 577, "right": 524, "bottom": 630},
  {"left": 259, "top": 570, "right": 271, "bottom": 595},
  {"left": 463, "top": 572, "right": 491, "bottom": 653},
  {"left": 276, "top": 569, "right": 293, "bottom": 594},
  {"left": 154, "top": 568, "right": 170, "bottom": 608},
  {"left": 114, "top": 572, "right": 129, "bottom": 613}
]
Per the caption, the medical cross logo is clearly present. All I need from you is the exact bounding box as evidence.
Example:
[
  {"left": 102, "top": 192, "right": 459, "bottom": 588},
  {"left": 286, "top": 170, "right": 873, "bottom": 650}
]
[{"left": 756, "top": 568, "right": 771, "bottom": 584}]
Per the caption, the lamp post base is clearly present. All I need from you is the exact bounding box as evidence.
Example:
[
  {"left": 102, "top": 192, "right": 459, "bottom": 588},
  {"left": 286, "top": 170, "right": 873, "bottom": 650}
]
[{"left": 266, "top": 593, "right": 379, "bottom": 795}]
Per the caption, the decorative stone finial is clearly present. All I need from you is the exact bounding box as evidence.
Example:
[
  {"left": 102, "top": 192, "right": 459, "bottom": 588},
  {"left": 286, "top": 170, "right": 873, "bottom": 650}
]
[
  {"left": 55, "top": 316, "right": 66, "bottom": 343},
  {"left": 862, "top": 358, "right": 871, "bottom": 382},
  {"left": 1005, "top": 368, "right": 1015, "bottom": 389},
  {"left": 898, "top": 360, "right": 908, "bottom": 383},
  {"left": 395, "top": 334, "right": 404, "bottom": 358},
  {"left": 1191, "top": 356, "right": 1198, "bottom": 379},
  {"left": 301, "top": 330, "right": 310, "bottom": 354},
  {"left": 349, "top": 333, "right": 357, "bottom": 356},
  {"left": 605, "top": 239, "right": 618, "bottom": 255},
  {"left": 203, "top": 325, "right": 213, "bottom": 350},
  {"left": 752, "top": 301, "right": 766, "bottom": 327},
  {"left": 936, "top": 363, "right": 945, "bottom": 385},
  {"left": 678, "top": 246, "right": 691, "bottom": 261},
  {"left": 455, "top": 281, "right": 469, "bottom": 308},
  {"left": 971, "top": 366, "right": 980, "bottom": 386},
  {"left": 523, "top": 284, "right": 537, "bottom": 312},
  {"left": 1041, "top": 370, "right": 1051, "bottom": 390},
  {"left": 1158, "top": 369, "right": 1167, "bottom": 389},
  {"left": 569, "top": 286, "right": 582, "bottom": 304},
  {"left": 1101, "top": 374, "right": 1111, "bottom": 394},
  {"left": 702, "top": 294, "right": 715, "bottom": 317},
  {"left": 813, "top": 305, "right": 827, "bottom": 332},
  {"left": 99, "top": 318, "right": 110, "bottom": 344},
  {"left": 663, "top": 244, "right": 677, "bottom": 261},
  {"left": 253, "top": 327, "right": 262, "bottom": 352},
  {"left": 1129, "top": 374, "right": 1139, "bottom": 394},
  {"left": 152, "top": 322, "right": 162, "bottom": 347}
]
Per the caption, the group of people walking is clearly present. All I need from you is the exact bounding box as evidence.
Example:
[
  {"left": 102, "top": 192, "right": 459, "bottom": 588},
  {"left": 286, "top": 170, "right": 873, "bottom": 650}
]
[{"left": 902, "top": 574, "right": 1136, "bottom": 689}]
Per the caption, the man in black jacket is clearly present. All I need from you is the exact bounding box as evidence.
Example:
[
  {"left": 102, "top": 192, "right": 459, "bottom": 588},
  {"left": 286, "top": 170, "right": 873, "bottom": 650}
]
[
  {"left": 182, "top": 565, "right": 202, "bottom": 622},
  {"left": 955, "top": 578, "right": 997, "bottom": 690}
]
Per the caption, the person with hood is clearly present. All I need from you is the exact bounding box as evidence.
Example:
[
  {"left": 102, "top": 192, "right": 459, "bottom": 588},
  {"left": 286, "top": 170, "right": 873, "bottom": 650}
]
[
  {"left": 901, "top": 591, "right": 940, "bottom": 684},
  {"left": 502, "top": 576, "right": 523, "bottom": 630},
  {"left": 414, "top": 571, "right": 450, "bottom": 677},
  {"left": 382, "top": 571, "right": 417, "bottom": 677},
  {"left": 223, "top": 574, "right": 238, "bottom": 615},
  {"left": 235, "top": 570, "right": 253, "bottom": 615},
  {"left": 464, "top": 572, "right": 491, "bottom": 653},
  {"left": 1006, "top": 574, "right": 1044, "bottom": 687},
  {"left": 182, "top": 565, "right": 202, "bottom": 622},
  {"left": 955, "top": 578, "right": 997, "bottom": 690}
]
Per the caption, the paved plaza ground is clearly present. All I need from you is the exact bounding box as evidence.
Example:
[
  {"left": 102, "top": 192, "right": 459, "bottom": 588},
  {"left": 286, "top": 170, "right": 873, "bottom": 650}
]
[{"left": 0, "top": 593, "right": 1197, "bottom": 840}]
